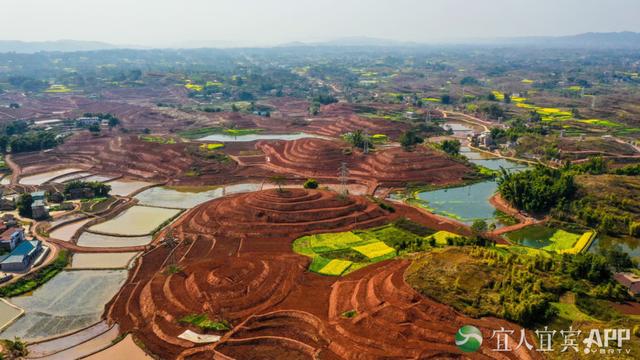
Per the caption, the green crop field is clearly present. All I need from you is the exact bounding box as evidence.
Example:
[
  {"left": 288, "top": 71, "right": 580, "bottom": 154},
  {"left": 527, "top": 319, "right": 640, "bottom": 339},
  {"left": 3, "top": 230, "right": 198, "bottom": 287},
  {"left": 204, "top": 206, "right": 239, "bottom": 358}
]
[
  {"left": 294, "top": 226, "right": 407, "bottom": 276},
  {"left": 352, "top": 242, "right": 395, "bottom": 259},
  {"left": 318, "top": 259, "right": 353, "bottom": 275},
  {"left": 426, "top": 231, "right": 461, "bottom": 245}
]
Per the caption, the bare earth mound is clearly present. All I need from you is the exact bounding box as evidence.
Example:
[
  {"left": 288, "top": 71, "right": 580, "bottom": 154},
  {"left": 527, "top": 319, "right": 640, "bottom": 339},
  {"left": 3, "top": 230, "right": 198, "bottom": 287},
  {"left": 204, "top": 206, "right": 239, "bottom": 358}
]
[
  {"left": 259, "top": 138, "right": 473, "bottom": 188},
  {"left": 108, "top": 189, "right": 538, "bottom": 360},
  {"left": 11, "top": 133, "right": 274, "bottom": 185}
]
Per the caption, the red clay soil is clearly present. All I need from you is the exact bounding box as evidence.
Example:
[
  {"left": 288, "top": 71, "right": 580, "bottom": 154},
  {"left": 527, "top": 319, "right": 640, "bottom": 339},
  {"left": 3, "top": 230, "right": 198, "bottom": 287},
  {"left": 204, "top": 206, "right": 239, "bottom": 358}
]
[
  {"left": 107, "top": 189, "right": 540, "bottom": 360},
  {"left": 258, "top": 138, "right": 474, "bottom": 189},
  {"left": 11, "top": 133, "right": 276, "bottom": 185},
  {"left": 301, "top": 103, "right": 411, "bottom": 140}
]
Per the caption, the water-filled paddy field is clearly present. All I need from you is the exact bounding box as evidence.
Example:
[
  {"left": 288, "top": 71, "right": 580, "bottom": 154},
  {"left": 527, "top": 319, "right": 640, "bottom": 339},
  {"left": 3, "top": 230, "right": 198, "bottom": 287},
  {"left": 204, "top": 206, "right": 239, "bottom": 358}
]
[
  {"left": 89, "top": 206, "right": 181, "bottom": 236},
  {"left": 51, "top": 171, "right": 92, "bottom": 183},
  {"left": 49, "top": 219, "right": 92, "bottom": 241},
  {"left": 77, "top": 232, "right": 152, "bottom": 248},
  {"left": 198, "top": 132, "right": 322, "bottom": 142},
  {"left": 19, "top": 168, "right": 84, "bottom": 185},
  {"left": 0, "top": 300, "right": 22, "bottom": 331},
  {"left": 106, "top": 180, "right": 154, "bottom": 197},
  {"left": 0, "top": 270, "right": 127, "bottom": 341},
  {"left": 71, "top": 252, "right": 139, "bottom": 269}
]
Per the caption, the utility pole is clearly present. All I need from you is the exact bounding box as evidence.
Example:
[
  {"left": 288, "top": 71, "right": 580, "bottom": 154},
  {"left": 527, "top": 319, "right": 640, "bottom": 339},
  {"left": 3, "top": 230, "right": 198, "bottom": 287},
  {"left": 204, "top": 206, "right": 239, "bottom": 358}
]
[
  {"left": 338, "top": 162, "right": 349, "bottom": 196},
  {"left": 363, "top": 130, "right": 369, "bottom": 154}
]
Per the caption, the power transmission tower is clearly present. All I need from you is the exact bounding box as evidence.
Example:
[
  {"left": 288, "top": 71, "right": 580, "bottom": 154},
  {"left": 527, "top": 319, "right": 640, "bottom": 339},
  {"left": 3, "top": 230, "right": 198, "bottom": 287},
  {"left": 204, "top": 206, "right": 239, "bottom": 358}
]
[
  {"left": 591, "top": 95, "right": 596, "bottom": 110},
  {"left": 338, "top": 162, "right": 349, "bottom": 196},
  {"left": 163, "top": 228, "right": 178, "bottom": 268}
]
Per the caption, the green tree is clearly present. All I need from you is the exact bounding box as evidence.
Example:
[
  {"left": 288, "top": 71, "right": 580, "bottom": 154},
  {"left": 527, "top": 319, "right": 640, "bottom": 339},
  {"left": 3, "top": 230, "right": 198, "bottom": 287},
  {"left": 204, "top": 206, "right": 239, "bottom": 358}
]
[
  {"left": 399, "top": 130, "right": 424, "bottom": 150},
  {"left": 269, "top": 175, "right": 286, "bottom": 193},
  {"left": 17, "top": 194, "right": 33, "bottom": 218},
  {"left": 439, "top": 139, "right": 461, "bottom": 156},
  {"left": 471, "top": 220, "right": 488, "bottom": 234}
]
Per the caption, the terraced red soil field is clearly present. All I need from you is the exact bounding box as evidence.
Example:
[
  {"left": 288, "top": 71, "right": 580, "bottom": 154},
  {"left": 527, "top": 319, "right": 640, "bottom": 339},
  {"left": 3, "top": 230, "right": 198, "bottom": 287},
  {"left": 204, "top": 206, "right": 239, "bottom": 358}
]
[
  {"left": 258, "top": 138, "right": 473, "bottom": 188},
  {"left": 107, "top": 189, "right": 538, "bottom": 360},
  {"left": 12, "top": 133, "right": 275, "bottom": 185}
]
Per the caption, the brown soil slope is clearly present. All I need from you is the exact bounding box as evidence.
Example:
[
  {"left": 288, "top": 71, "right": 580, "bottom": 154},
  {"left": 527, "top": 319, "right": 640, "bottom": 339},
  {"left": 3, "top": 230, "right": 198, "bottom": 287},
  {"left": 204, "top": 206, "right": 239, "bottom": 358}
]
[
  {"left": 11, "top": 133, "right": 271, "bottom": 185},
  {"left": 259, "top": 138, "right": 473, "bottom": 187},
  {"left": 108, "top": 189, "right": 538, "bottom": 360}
]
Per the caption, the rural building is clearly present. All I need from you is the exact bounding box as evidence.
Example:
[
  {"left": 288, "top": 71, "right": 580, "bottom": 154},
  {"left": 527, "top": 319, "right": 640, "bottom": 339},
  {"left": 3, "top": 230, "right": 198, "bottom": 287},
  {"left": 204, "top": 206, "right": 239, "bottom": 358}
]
[
  {"left": 0, "top": 198, "right": 15, "bottom": 211},
  {"left": 614, "top": 272, "right": 640, "bottom": 296},
  {"left": 31, "top": 199, "right": 48, "bottom": 220},
  {"left": 31, "top": 191, "right": 46, "bottom": 202},
  {"left": 0, "top": 240, "right": 42, "bottom": 272},
  {"left": 76, "top": 116, "right": 101, "bottom": 126},
  {"left": 0, "top": 227, "right": 25, "bottom": 251}
]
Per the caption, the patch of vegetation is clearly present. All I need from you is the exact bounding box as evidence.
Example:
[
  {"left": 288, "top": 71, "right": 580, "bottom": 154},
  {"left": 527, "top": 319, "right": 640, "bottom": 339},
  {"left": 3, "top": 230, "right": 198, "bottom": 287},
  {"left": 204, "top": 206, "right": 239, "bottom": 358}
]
[
  {"left": 178, "top": 127, "right": 261, "bottom": 139},
  {"left": 303, "top": 178, "right": 318, "bottom": 189},
  {"left": 199, "top": 143, "right": 224, "bottom": 150},
  {"left": 406, "top": 247, "right": 630, "bottom": 327},
  {"left": 140, "top": 135, "right": 176, "bottom": 144},
  {"left": 341, "top": 310, "right": 357, "bottom": 318},
  {"left": 293, "top": 227, "right": 402, "bottom": 276},
  {"left": 1, "top": 338, "right": 28, "bottom": 359},
  {"left": 64, "top": 180, "right": 111, "bottom": 199},
  {"left": 498, "top": 166, "right": 575, "bottom": 214},
  {"left": 0, "top": 250, "right": 69, "bottom": 298},
  {"left": 555, "top": 175, "right": 640, "bottom": 236},
  {"left": 179, "top": 313, "right": 231, "bottom": 331}
]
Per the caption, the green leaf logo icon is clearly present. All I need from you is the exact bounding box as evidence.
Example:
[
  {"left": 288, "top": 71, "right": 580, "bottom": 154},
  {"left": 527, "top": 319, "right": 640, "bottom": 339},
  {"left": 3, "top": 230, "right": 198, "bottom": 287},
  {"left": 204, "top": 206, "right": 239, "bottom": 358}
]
[{"left": 455, "top": 325, "right": 483, "bottom": 353}]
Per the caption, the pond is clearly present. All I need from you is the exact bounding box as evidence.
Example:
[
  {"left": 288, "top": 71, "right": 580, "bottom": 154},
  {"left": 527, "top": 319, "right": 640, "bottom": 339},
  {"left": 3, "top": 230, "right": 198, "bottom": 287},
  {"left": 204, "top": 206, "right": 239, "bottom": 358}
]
[
  {"left": 89, "top": 206, "right": 181, "bottom": 236},
  {"left": 0, "top": 270, "right": 127, "bottom": 341},
  {"left": 416, "top": 181, "right": 504, "bottom": 225},
  {"left": 71, "top": 252, "right": 139, "bottom": 269},
  {"left": 470, "top": 158, "right": 528, "bottom": 172},
  {"left": 589, "top": 235, "right": 640, "bottom": 262},
  {"left": 415, "top": 147, "right": 528, "bottom": 227},
  {"left": 441, "top": 121, "right": 482, "bottom": 136},
  {"left": 504, "top": 225, "right": 557, "bottom": 248},
  {"left": 76, "top": 233, "right": 152, "bottom": 248},
  {"left": 504, "top": 225, "right": 583, "bottom": 252},
  {"left": 198, "top": 132, "right": 322, "bottom": 142}
]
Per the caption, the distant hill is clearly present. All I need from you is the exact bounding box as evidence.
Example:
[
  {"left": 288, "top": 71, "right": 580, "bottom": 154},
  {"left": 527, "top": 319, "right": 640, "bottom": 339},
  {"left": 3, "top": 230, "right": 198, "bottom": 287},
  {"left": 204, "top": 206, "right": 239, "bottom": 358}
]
[
  {"left": 279, "top": 36, "right": 419, "bottom": 48},
  {"left": 0, "top": 40, "right": 121, "bottom": 53},
  {"left": 483, "top": 32, "right": 640, "bottom": 49},
  {"left": 281, "top": 33, "right": 640, "bottom": 49}
]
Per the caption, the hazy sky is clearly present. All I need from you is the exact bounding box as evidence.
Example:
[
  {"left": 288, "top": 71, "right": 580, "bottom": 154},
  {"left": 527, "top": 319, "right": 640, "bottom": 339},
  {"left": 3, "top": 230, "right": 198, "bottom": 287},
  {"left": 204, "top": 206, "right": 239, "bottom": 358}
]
[{"left": 1, "top": 0, "right": 639, "bottom": 47}]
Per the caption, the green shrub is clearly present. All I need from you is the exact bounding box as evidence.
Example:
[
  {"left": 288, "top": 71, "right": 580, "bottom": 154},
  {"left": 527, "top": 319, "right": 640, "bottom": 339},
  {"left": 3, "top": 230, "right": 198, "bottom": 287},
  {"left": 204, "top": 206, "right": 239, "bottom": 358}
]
[{"left": 303, "top": 179, "right": 319, "bottom": 189}]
